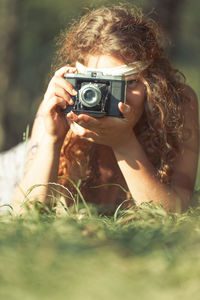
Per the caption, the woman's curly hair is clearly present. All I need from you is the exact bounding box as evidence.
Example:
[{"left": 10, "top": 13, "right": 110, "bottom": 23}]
[{"left": 53, "top": 5, "right": 187, "bottom": 192}]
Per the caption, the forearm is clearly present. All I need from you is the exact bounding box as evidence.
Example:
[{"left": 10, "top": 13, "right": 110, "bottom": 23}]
[
  {"left": 13, "top": 136, "right": 63, "bottom": 213},
  {"left": 113, "top": 133, "right": 182, "bottom": 212}
]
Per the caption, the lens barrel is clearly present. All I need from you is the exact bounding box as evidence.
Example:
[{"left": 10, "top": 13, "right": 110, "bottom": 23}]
[{"left": 79, "top": 84, "right": 102, "bottom": 107}]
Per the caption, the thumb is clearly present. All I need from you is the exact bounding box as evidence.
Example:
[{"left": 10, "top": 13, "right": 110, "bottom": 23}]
[{"left": 118, "top": 102, "right": 133, "bottom": 119}]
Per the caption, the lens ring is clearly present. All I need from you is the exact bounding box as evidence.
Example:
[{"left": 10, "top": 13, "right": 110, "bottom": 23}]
[
  {"left": 79, "top": 84, "right": 101, "bottom": 107},
  {"left": 83, "top": 90, "right": 96, "bottom": 102}
]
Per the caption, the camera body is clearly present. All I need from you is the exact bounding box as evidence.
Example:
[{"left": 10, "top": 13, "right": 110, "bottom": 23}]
[{"left": 63, "top": 71, "right": 127, "bottom": 117}]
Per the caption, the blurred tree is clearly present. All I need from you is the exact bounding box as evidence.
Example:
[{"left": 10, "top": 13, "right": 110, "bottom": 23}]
[
  {"left": 145, "top": 0, "right": 184, "bottom": 58},
  {"left": 0, "top": 0, "right": 93, "bottom": 150},
  {"left": 0, "top": 0, "right": 23, "bottom": 150}
]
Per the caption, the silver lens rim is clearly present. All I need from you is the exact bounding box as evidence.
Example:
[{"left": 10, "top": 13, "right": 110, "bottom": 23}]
[{"left": 79, "top": 84, "right": 101, "bottom": 107}]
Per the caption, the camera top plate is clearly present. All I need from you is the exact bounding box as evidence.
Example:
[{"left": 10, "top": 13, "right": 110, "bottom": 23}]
[{"left": 64, "top": 71, "right": 126, "bottom": 82}]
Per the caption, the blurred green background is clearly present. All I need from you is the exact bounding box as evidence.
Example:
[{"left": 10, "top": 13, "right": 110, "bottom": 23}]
[{"left": 0, "top": 0, "right": 199, "bottom": 182}]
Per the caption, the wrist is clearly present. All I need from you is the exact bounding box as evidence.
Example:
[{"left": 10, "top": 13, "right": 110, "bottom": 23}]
[
  {"left": 112, "top": 130, "right": 137, "bottom": 155},
  {"left": 42, "top": 134, "right": 65, "bottom": 150}
]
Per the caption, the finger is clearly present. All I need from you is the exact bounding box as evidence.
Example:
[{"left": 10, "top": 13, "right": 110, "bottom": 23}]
[
  {"left": 78, "top": 114, "right": 101, "bottom": 125},
  {"left": 118, "top": 102, "right": 134, "bottom": 120},
  {"left": 54, "top": 66, "right": 77, "bottom": 77},
  {"left": 67, "top": 111, "right": 79, "bottom": 122},
  {"left": 67, "top": 113, "right": 92, "bottom": 126},
  {"left": 69, "top": 119, "right": 104, "bottom": 144},
  {"left": 44, "top": 86, "right": 73, "bottom": 106},
  {"left": 44, "top": 81, "right": 76, "bottom": 107},
  {"left": 77, "top": 114, "right": 104, "bottom": 132},
  {"left": 51, "top": 76, "right": 77, "bottom": 97},
  {"left": 68, "top": 113, "right": 109, "bottom": 136},
  {"left": 44, "top": 96, "right": 67, "bottom": 115},
  {"left": 53, "top": 85, "right": 73, "bottom": 105},
  {"left": 70, "top": 121, "right": 96, "bottom": 138}
]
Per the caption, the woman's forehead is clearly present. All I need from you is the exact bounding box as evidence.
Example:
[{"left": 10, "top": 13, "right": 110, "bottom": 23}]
[
  {"left": 76, "top": 59, "right": 148, "bottom": 77},
  {"left": 86, "top": 55, "right": 125, "bottom": 68}
]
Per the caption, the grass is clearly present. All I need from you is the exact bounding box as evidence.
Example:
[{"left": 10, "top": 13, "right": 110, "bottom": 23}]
[{"left": 1, "top": 188, "right": 200, "bottom": 300}]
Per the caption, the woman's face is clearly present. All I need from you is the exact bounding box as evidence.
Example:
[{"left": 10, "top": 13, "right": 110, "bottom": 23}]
[{"left": 86, "top": 55, "right": 146, "bottom": 124}]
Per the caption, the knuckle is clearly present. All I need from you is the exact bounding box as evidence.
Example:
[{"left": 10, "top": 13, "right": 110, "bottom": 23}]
[
  {"left": 64, "top": 81, "right": 73, "bottom": 92},
  {"left": 51, "top": 74, "right": 57, "bottom": 82},
  {"left": 51, "top": 96, "right": 59, "bottom": 105},
  {"left": 62, "top": 88, "right": 69, "bottom": 96},
  {"left": 65, "top": 66, "right": 76, "bottom": 73},
  {"left": 54, "top": 69, "right": 63, "bottom": 76},
  {"left": 80, "top": 129, "right": 86, "bottom": 137},
  {"left": 54, "top": 65, "right": 75, "bottom": 77},
  {"left": 80, "top": 128, "right": 88, "bottom": 137},
  {"left": 53, "top": 76, "right": 60, "bottom": 85},
  {"left": 59, "top": 89, "right": 70, "bottom": 101},
  {"left": 48, "top": 79, "right": 56, "bottom": 90}
]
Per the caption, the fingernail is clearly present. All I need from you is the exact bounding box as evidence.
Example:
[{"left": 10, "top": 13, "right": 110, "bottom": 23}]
[
  {"left": 69, "top": 99, "right": 74, "bottom": 105},
  {"left": 72, "top": 89, "right": 77, "bottom": 95},
  {"left": 67, "top": 112, "right": 72, "bottom": 118},
  {"left": 124, "top": 104, "right": 130, "bottom": 112}
]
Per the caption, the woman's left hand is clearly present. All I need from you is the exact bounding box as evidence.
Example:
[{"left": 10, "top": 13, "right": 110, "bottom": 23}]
[{"left": 66, "top": 102, "right": 140, "bottom": 148}]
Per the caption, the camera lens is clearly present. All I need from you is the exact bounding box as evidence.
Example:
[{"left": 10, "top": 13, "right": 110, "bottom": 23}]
[
  {"left": 83, "top": 90, "right": 96, "bottom": 102},
  {"left": 79, "top": 84, "right": 102, "bottom": 107}
]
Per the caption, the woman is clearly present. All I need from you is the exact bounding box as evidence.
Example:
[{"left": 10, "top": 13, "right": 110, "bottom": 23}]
[{"left": 13, "top": 5, "right": 199, "bottom": 214}]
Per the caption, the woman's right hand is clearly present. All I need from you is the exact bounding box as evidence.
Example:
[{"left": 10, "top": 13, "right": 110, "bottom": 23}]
[{"left": 41, "top": 66, "right": 77, "bottom": 142}]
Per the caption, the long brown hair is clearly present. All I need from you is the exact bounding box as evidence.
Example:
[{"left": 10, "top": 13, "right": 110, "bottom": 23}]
[{"left": 54, "top": 5, "right": 186, "bottom": 191}]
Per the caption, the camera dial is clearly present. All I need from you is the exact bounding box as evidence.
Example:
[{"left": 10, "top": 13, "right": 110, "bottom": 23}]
[{"left": 79, "top": 83, "right": 102, "bottom": 107}]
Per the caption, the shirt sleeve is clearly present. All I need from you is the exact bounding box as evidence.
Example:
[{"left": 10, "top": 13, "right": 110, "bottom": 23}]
[{"left": 0, "top": 140, "right": 30, "bottom": 214}]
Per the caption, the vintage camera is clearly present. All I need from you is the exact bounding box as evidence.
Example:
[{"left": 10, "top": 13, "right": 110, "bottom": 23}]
[{"left": 63, "top": 71, "right": 127, "bottom": 117}]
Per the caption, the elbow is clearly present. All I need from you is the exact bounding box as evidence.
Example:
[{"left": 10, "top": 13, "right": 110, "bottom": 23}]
[{"left": 164, "top": 191, "right": 193, "bottom": 213}]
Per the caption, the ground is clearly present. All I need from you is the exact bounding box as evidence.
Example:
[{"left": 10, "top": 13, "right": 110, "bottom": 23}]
[{"left": 1, "top": 191, "right": 200, "bottom": 300}]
